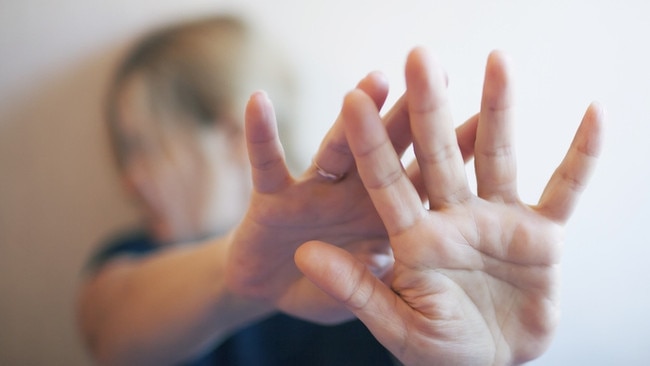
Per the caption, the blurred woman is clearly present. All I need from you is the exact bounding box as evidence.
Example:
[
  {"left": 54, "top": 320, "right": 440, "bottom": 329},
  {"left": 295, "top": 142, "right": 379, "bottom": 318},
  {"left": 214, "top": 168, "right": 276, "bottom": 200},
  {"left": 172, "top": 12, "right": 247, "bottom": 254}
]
[
  {"left": 76, "top": 13, "right": 592, "bottom": 366},
  {"left": 77, "top": 15, "right": 401, "bottom": 365}
]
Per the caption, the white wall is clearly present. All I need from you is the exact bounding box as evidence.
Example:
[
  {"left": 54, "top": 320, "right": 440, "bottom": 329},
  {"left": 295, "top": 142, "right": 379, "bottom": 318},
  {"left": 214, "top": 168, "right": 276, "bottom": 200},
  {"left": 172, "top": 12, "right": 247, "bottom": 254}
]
[{"left": 1, "top": 0, "right": 648, "bottom": 364}]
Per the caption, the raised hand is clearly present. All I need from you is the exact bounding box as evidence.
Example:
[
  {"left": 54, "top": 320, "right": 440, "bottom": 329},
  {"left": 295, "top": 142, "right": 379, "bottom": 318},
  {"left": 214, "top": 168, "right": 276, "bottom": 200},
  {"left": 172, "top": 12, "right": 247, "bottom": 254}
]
[
  {"left": 296, "top": 48, "right": 602, "bottom": 364},
  {"left": 225, "top": 73, "right": 390, "bottom": 323},
  {"left": 225, "top": 70, "right": 480, "bottom": 324}
]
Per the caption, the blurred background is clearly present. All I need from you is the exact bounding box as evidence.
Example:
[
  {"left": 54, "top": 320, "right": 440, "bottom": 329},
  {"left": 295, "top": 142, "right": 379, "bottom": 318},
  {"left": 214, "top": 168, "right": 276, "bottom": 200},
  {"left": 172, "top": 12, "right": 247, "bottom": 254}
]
[{"left": 1, "top": 0, "right": 648, "bottom": 364}]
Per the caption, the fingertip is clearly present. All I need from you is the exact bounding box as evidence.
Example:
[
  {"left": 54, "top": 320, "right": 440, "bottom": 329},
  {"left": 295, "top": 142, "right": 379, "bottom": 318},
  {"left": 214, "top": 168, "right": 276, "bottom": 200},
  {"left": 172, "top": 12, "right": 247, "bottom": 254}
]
[
  {"left": 587, "top": 101, "right": 605, "bottom": 124},
  {"left": 407, "top": 46, "right": 430, "bottom": 64},
  {"left": 246, "top": 90, "right": 271, "bottom": 112},
  {"left": 405, "top": 47, "right": 448, "bottom": 105},
  {"left": 406, "top": 47, "right": 444, "bottom": 76},
  {"left": 406, "top": 47, "right": 425, "bottom": 76},
  {"left": 362, "top": 70, "right": 389, "bottom": 89},
  {"left": 357, "top": 71, "right": 390, "bottom": 110},
  {"left": 245, "top": 91, "right": 277, "bottom": 143},
  {"left": 486, "top": 50, "right": 513, "bottom": 78},
  {"left": 246, "top": 90, "right": 272, "bottom": 118},
  {"left": 294, "top": 240, "right": 321, "bottom": 271},
  {"left": 485, "top": 50, "right": 511, "bottom": 74},
  {"left": 579, "top": 102, "right": 605, "bottom": 158},
  {"left": 487, "top": 49, "right": 510, "bottom": 63},
  {"left": 294, "top": 241, "right": 358, "bottom": 299},
  {"left": 482, "top": 50, "right": 513, "bottom": 110},
  {"left": 342, "top": 89, "right": 376, "bottom": 120},
  {"left": 250, "top": 89, "right": 268, "bottom": 100},
  {"left": 343, "top": 88, "right": 368, "bottom": 105},
  {"left": 406, "top": 46, "right": 434, "bottom": 81}
]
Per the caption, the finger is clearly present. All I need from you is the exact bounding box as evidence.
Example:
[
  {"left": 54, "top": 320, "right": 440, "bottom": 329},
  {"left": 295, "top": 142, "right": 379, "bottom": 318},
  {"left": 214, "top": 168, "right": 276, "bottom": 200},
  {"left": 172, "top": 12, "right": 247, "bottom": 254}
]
[
  {"left": 537, "top": 103, "right": 604, "bottom": 223},
  {"left": 406, "top": 113, "right": 479, "bottom": 201},
  {"left": 405, "top": 47, "right": 471, "bottom": 209},
  {"left": 358, "top": 71, "right": 390, "bottom": 109},
  {"left": 457, "top": 113, "right": 479, "bottom": 163},
  {"left": 475, "top": 50, "right": 518, "bottom": 202},
  {"left": 312, "top": 72, "right": 389, "bottom": 181},
  {"left": 245, "top": 91, "right": 292, "bottom": 193},
  {"left": 295, "top": 241, "right": 408, "bottom": 356},
  {"left": 383, "top": 93, "right": 412, "bottom": 157},
  {"left": 343, "top": 89, "right": 424, "bottom": 236},
  {"left": 275, "top": 276, "right": 356, "bottom": 324},
  {"left": 405, "top": 161, "right": 425, "bottom": 201}
]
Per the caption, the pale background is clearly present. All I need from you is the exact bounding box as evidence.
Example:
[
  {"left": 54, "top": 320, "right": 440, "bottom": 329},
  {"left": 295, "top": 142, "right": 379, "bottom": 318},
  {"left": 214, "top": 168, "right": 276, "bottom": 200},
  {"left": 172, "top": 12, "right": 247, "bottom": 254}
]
[{"left": 1, "top": 0, "right": 649, "bottom": 364}]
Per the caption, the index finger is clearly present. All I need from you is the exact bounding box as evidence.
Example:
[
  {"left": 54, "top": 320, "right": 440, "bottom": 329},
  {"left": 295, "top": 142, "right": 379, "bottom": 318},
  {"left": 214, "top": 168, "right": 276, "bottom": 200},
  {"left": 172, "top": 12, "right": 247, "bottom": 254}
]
[
  {"left": 343, "top": 89, "right": 424, "bottom": 237},
  {"left": 245, "top": 91, "right": 292, "bottom": 193},
  {"left": 312, "top": 71, "right": 389, "bottom": 180}
]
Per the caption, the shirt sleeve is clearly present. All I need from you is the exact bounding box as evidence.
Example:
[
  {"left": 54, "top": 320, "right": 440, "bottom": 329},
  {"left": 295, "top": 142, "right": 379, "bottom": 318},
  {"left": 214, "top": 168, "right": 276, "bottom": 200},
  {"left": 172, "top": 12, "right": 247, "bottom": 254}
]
[{"left": 83, "top": 228, "right": 159, "bottom": 274}]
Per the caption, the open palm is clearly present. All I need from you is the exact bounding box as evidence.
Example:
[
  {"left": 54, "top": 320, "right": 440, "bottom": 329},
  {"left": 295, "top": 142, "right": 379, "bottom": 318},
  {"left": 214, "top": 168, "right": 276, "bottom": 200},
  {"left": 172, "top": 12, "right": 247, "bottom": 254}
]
[{"left": 296, "top": 48, "right": 602, "bottom": 364}]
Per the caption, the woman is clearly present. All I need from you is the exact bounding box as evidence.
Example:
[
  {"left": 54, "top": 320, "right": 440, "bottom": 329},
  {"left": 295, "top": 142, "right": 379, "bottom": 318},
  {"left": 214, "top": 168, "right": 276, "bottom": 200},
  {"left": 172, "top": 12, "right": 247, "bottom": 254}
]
[
  {"left": 77, "top": 13, "right": 601, "bottom": 366},
  {"left": 77, "top": 15, "right": 407, "bottom": 365}
]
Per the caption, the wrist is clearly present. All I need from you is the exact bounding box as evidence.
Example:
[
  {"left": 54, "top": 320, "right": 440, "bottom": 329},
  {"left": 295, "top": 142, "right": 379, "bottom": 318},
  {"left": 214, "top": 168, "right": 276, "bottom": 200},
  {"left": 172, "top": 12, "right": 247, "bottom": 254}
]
[{"left": 209, "top": 234, "right": 276, "bottom": 335}]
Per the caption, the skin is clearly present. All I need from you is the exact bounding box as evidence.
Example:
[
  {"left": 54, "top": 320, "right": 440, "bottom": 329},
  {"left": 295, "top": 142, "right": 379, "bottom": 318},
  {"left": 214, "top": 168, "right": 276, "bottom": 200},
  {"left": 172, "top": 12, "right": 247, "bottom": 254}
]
[
  {"left": 295, "top": 48, "right": 603, "bottom": 365},
  {"left": 116, "top": 75, "right": 221, "bottom": 243},
  {"left": 78, "top": 69, "right": 479, "bottom": 364},
  {"left": 226, "top": 73, "right": 479, "bottom": 323}
]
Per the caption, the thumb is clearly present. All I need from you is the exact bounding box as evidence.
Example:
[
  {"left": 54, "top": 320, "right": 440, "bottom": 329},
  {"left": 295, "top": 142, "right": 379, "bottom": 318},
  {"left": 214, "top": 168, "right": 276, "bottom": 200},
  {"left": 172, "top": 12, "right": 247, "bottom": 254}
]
[{"left": 295, "top": 241, "right": 408, "bottom": 355}]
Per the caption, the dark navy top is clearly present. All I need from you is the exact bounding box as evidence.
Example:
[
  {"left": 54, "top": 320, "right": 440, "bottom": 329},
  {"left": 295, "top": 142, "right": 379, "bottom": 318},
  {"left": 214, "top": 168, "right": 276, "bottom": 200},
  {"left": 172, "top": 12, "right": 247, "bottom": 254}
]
[{"left": 87, "top": 229, "right": 395, "bottom": 366}]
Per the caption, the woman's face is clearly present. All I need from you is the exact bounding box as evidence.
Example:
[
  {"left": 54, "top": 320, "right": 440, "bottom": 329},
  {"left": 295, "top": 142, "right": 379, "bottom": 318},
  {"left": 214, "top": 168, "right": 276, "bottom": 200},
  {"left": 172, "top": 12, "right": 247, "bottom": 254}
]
[{"left": 113, "top": 75, "right": 250, "bottom": 243}]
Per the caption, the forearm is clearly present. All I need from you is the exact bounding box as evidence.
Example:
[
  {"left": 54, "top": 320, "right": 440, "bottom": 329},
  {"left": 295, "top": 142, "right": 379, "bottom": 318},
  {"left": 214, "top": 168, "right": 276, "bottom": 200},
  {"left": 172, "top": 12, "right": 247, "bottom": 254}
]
[{"left": 76, "top": 237, "right": 274, "bottom": 365}]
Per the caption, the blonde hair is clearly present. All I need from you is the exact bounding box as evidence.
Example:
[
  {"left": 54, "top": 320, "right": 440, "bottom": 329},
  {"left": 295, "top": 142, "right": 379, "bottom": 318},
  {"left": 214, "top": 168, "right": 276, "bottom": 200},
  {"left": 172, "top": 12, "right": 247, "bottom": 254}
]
[{"left": 106, "top": 14, "right": 297, "bottom": 168}]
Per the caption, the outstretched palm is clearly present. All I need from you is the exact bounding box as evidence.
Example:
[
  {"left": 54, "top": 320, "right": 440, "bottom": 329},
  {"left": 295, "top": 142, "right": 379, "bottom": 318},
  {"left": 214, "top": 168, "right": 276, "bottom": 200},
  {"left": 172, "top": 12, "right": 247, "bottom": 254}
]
[{"left": 296, "top": 48, "right": 602, "bottom": 364}]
